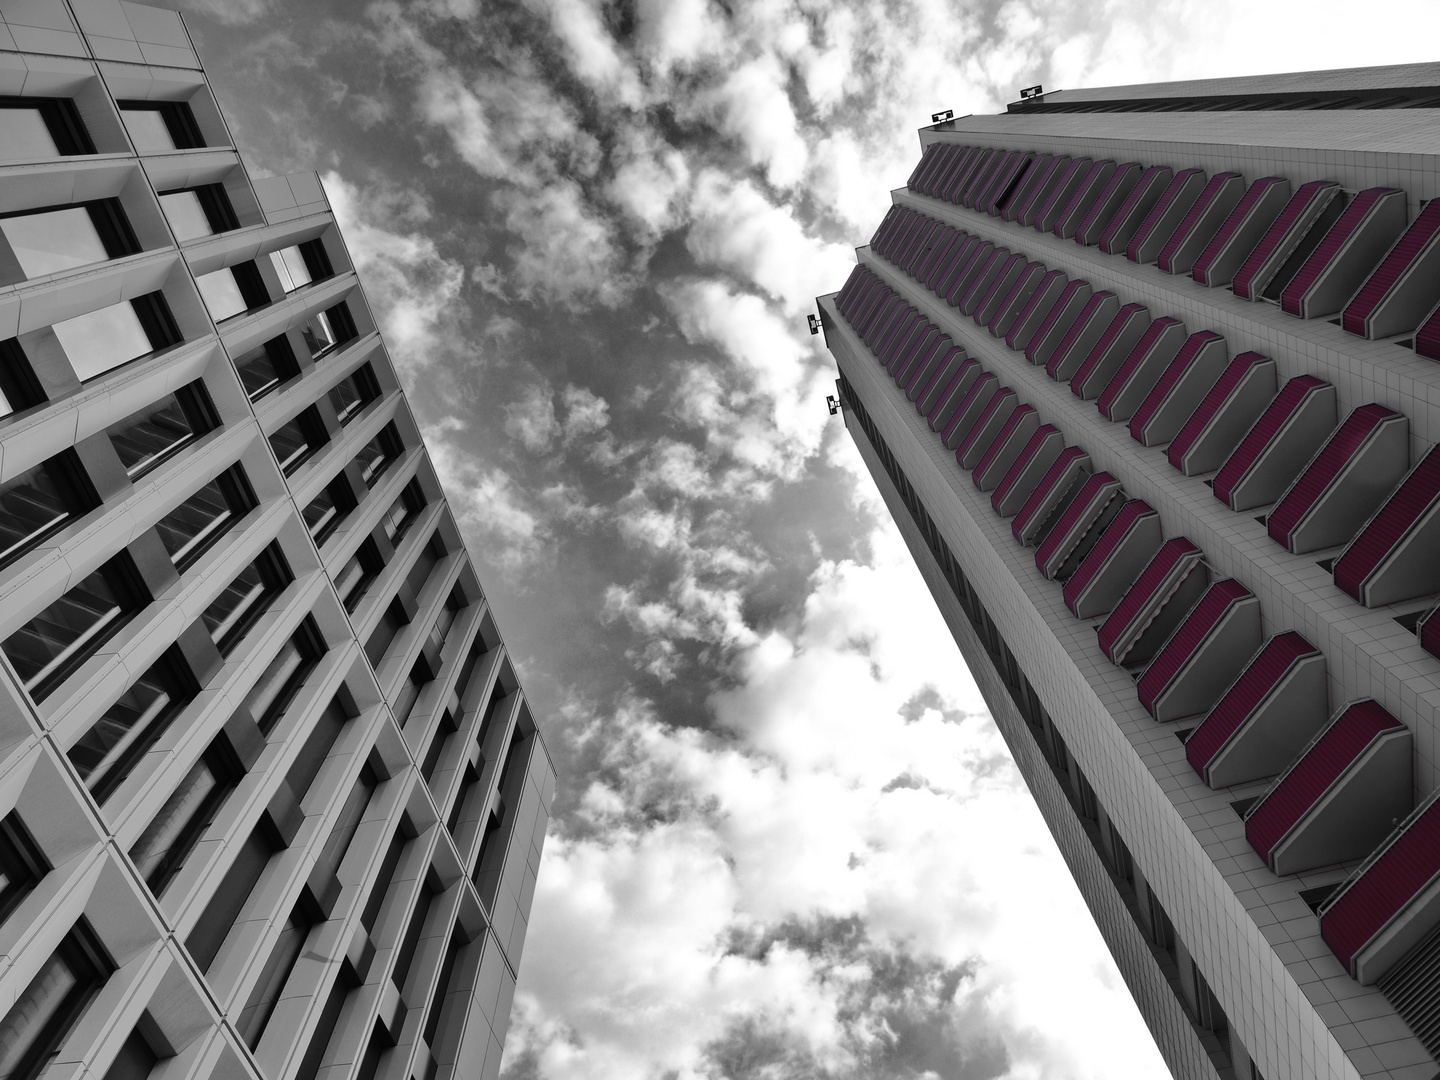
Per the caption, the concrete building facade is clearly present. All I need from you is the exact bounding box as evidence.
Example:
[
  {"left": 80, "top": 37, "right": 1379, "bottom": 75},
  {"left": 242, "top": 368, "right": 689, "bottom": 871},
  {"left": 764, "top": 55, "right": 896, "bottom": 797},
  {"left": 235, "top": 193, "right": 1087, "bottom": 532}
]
[
  {"left": 820, "top": 64, "right": 1440, "bottom": 1080},
  {"left": 0, "top": 2, "right": 554, "bottom": 1078}
]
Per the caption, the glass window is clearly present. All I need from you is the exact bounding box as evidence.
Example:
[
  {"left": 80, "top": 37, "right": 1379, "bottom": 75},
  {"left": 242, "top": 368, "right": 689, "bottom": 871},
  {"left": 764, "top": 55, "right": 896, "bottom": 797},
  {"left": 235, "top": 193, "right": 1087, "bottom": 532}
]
[
  {"left": 382, "top": 482, "right": 426, "bottom": 545},
  {"left": 120, "top": 108, "right": 175, "bottom": 153},
  {"left": 153, "top": 469, "right": 252, "bottom": 571},
  {"left": 302, "top": 484, "right": 343, "bottom": 544},
  {"left": 358, "top": 426, "right": 402, "bottom": 489},
  {"left": 51, "top": 301, "right": 153, "bottom": 381},
  {"left": 0, "top": 815, "right": 46, "bottom": 926},
  {"left": 234, "top": 337, "right": 298, "bottom": 402},
  {"left": 128, "top": 747, "right": 234, "bottom": 895},
  {"left": 201, "top": 544, "right": 289, "bottom": 655},
  {"left": 0, "top": 106, "right": 58, "bottom": 162},
  {"left": 268, "top": 246, "right": 312, "bottom": 292},
  {"left": 2, "top": 560, "right": 140, "bottom": 700},
  {"left": 328, "top": 364, "right": 379, "bottom": 426},
  {"left": 68, "top": 656, "right": 190, "bottom": 803},
  {"left": 195, "top": 268, "right": 247, "bottom": 322},
  {"left": 335, "top": 540, "right": 381, "bottom": 613},
  {"left": 0, "top": 929, "right": 108, "bottom": 1080},
  {"left": 268, "top": 407, "right": 325, "bottom": 476},
  {"left": 0, "top": 207, "right": 108, "bottom": 279},
  {"left": 237, "top": 903, "right": 314, "bottom": 1049},
  {"left": 0, "top": 457, "right": 86, "bottom": 571},
  {"left": 159, "top": 190, "right": 212, "bottom": 242},
  {"left": 243, "top": 620, "right": 323, "bottom": 735},
  {"left": 298, "top": 310, "right": 336, "bottom": 358},
  {"left": 107, "top": 392, "right": 197, "bottom": 479}
]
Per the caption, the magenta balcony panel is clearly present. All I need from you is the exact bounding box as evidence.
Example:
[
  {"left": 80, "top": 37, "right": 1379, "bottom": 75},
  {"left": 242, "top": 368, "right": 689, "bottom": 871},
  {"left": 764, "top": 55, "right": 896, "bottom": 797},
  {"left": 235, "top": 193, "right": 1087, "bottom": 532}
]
[
  {"left": 956, "top": 387, "right": 1020, "bottom": 469},
  {"left": 897, "top": 217, "right": 940, "bottom": 271},
  {"left": 1129, "top": 330, "right": 1228, "bottom": 448},
  {"left": 1187, "top": 632, "right": 1328, "bottom": 789},
  {"left": 983, "top": 150, "right": 1034, "bottom": 215},
  {"left": 1333, "top": 444, "right": 1440, "bottom": 607},
  {"left": 1005, "top": 270, "right": 1070, "bottom": 352},
  {"left": 879, "top": 210, "right": 919, "bottom": 261},
  {"left": 919, "top": 144, "right": 963, "bottom": 196},
  {"left": 1097, "top": 164, "right": 1172, "bottom": 255},
  {"left": 1013, "top": 440, "right": 1088, "bottom": 538},
  {"left": 886, "top": 319, "right": 934, "bottom": 375},
  {"left": 1322, "top": 793, "right": 1440, "bottom": 984},
  {"left": 1343, "top": 198, "right": 1440, "bottom": 339},
  {"left": 856, "top": 294, "right": 897, "bottom": 344},
  {"left": 974, "top": 406, "right": 1040, "bottom": 492},
  {"left": 1193, "top": 176, "right": 1291, "bottom": 288},
  {"left": 939, "top": 147, "right": 982, "bottom": 202},
  {"left": 1167, "top": 352, "right": 1277, "bottom": 477},
  {"left": 993, "top": 425, "right": 1066, "bottom": 518},
  {"left": 927, "top": 358, "right": 984, "bottom": 432},
  {"left": 1002, "top": 153, "right": 1053, "bottom": 222},
  {"left": 1033, "top": 156, "right": 1093, "bottom": 233},
  {"left": 1128, "top": 168, "right": 1206, "bottom": 264},
  {"left": 890, "top": 325, "right": 942, "bottom": 383},
  {"left": 1231, "top": 180, "right": 1342, "bottom": 301},
  {"left": 1064, "top": 500, "right": 1163, "bottom": 619},
  {"left": 904, "top": 338, "right": 957, "bottom": 399},
  {"left": 1024, "top": 279, "right": 1094, "bottom": 368},
  {"left": 988, "top": 261, "right": 1048, "bottom": 339},
  {"left": 1032, "top": 468, "right": 1117, "bottom": 573},
  {"left": 1416, "top": 301, "right": 1440, "bottom": 362},
  {"left": 1157, "top": 171, "right": 1245, "bottom": 275},
  {"left": 1096, "top": 316, "right": 1186, "bottom": 423},
  {"left": 974, "top": 150, "right": 1021, "bottom": 210},
  {"left": 939, "top": 370, "right": 1000, "bottom": 447},
  {"left": 1096, "top": 537, "right": 1207, "bottom": 666},
  {"left": 869, "top": 206, "right": 902, "bottom": 251},
  {"left": 1212, "top": 376, "right": 1336, "bottom": 512},
  {"left": 840, "top": 274, "right": 878, "bottom": 320},
  {"left": 914, "top": 224, "right": 960, "bottom": 282},
  {"left": 1137, "top": 579, "right": 1261, "bottom": 722},
  {"left": 1282, "top": 188, "right": 1407, "bottom": 319},
  {"left": 973, "top": 253, "right": 1029, "bottom": 328},
  {"left": 1015, "top": 154, "right": 1070, "bottom": 227},
  {"left": 876, "top": 310, "right": 922, "bottom": 368},
  {"left": 1244, "top": 700, "right": 1411, "bottom": 876},
  {"left": 944, "top": 147, "right": 988, "bottom": 203},
  {"left": 935, "top": 235, "right": 982, "bottom": 298},
  {"left": 962, "top": 149, "right": 1005, "bottom": 208},
  {"left": 835, "top": 265, "right": 867, "bottom": 312},
  {"left": 1074, "top": 161, "right": 1142, "bottom": 247},
  {"left": 946, "top": 240, "right": 997, "bottom": 306},
  {"left": 916, "top": 348, "right": 970, "bottom": 411},
  {"left": 959, "top": 246, "right": 1014, "bottom": 316},
  {"left": 1420, "top": 603, "right": 1440, "bottom": 662},
  {"left": 905, "top": 143, "right": 941, "bottom": 189},
  {"left": 1079, "top": 159, "right": 1147, "bottom": 245},
  {"left": 925, "top": 231, "right": 972, "bottom": 294},
  {"left": 1069, "top": 303, "right": 1150, "bottom": 400},
  {"left": 1267, "top": 405, "right": 1409, "bottom": 554},
  {"left": 1053, "top": 159, "right": 1118, "bottom": 240},
  {"left": 909, "top": 219, "right": 952, "bottom": 274},
  {"left": 1046, "top": 291, "right": 1120, "bottom": 383}
]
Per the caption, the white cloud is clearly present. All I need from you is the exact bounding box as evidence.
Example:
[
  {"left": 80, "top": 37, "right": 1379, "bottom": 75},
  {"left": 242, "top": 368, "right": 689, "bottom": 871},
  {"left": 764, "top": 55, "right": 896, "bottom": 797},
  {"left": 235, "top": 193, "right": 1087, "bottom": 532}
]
[
  {"left": 522, "top": 0, "right": 644, "bottom": 107},
  {"left": 699, "top": 55, "right": 809, "bottom": 189},
  {"left": 499, "top": 181, "right": 634, "bottom": 309},
  {"left": 320, "top": 171, "right": 465, "bottom": 377},
  {"left": 423, "top": 419, "right": 549, "bottom": 570},
  {"left": 505, "top": 384, "right": 562, "bottom": 453}
]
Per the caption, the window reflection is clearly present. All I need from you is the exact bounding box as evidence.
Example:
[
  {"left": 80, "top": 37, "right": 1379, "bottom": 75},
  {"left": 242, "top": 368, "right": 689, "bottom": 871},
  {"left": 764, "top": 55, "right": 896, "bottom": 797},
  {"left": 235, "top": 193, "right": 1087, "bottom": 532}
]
[
  {"left": 107, "top": 392, "right": 196, "bottom": 479},
  {"left": 0, "top": 107, "right": 58, "bottom": 161},
  {"left": 196, "top": 268, "right": 247, "bottom": 322},
  {"left": 298, "top": 310, "right": 335, "bottom": 357},
  {"left": 51, "top": 302, "right": 152, "bottom": 381},
  {"left": 159, "top": 190, "right": 211, "bottom": 242},
  {"left": 120, "top": 108, "right": 175, "bottom": 153},
  {"left": 0, "top": 207, "right": 107, "bottom": 278},
  {"left": 269, "top": 246, "right": 312, "bottom": 292}
]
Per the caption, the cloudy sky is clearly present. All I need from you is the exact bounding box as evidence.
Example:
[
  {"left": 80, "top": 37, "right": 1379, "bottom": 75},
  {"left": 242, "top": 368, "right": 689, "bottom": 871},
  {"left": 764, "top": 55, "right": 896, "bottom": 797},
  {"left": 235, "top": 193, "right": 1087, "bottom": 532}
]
[{"left": 182, "top": 3, "right": 1440, "bottom": 1078}]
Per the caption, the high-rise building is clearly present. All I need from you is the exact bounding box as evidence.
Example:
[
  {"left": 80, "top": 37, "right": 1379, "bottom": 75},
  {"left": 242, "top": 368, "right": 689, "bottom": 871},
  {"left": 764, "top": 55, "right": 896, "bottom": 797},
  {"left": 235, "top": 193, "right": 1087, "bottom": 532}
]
[
  {"left": 0, "top": 3, "right": 553, "bottom": 1079},
  {"left": 819, "top": 64, "right": 1440, "bottom": 1080}
]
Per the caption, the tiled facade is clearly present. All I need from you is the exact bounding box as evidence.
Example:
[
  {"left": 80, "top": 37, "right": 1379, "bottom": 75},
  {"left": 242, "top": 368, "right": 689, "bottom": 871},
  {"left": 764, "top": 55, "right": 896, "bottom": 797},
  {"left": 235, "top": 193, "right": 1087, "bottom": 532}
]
[
  {"left": 0, "top": 3, "right": 554, "bottom": 1079},
  {"left": 821, "top": 65, "right": 1440, "bottom": 1080}
]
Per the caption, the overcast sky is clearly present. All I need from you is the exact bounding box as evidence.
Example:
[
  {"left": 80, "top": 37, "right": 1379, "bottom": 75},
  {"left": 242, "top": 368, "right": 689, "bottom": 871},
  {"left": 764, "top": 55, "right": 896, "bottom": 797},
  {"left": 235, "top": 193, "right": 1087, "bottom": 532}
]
[{"left": 183, "top": 3, "right": 1440, "bottom": 1078}]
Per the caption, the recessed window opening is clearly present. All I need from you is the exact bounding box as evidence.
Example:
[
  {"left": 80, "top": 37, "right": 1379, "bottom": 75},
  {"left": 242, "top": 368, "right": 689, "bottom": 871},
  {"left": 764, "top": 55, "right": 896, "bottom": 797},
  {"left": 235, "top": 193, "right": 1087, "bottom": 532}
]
[
  {"left": 106, "top": 384, "right": 216, "bottom": 480},
  {"left": 117, "top": 101, "right": 204, "bottom": 153},
  {"left": 382, "top": 481, "right": 425, "bottom": 545},
  {"left": 328, "top": 363, "right": 380, "bottom": 425},
  {"left": 52, "top": 291, "right": 183, "bottom": 382},
  {"left": 303, "top": 477, "right": 357, "bottom": 546},
  {"left": 243, "top": 617, "right": 325, "bottom": 735},
  {"left": 196, "top": 262, "right": 269, "bottom": 323},
  {"left": 359, "top": 425, "right": 404, "bottom": 491},
  {"left": 268, "top": 406, "right": 328, "bottom": 476},
  {"left": 234, "top": 335, "right": 299, "bottom": 402},
  {"left": 0, "top": 452, "right": 95, "bottom": 572},
  {"left": 0, "top": 97, "right": 94, "bottom": 160},
  {"left": 0, "top": 338, "right": 46, "bottom": 417},
  {"left": 299, "top": 310, "right": 336, "bottom": 358},
  {"left": 201, "top": 543, "right": 292, "bottom": 655},
  {"left": 269, "top": 246, "right": 312, "bottom": 292},
  {"left": 2, "top": 555, "right": 148, "bottom": 701},
  {"left": 335, "top": 539, "right": 383, "bottom": 613},
  {"left": 153, "top": 465, "right": 256, "bottom": 572},
  {"left": 0, "top": 923, "right": 111, "bottom": 1080},
  {"left": 237, "top": 901, "right": 315, "bottom": 1049},
  {"left": 129, "top": 738, "right": 240, "bottom": 897},
  {"left": 0, "top": 814, "right": 48, "bottom": 926},
  {"left": 158, "top": 183, "right": 238, "bottom": 243},
  {"left": 0, "top": 200, "right": 140, "bottom": 281},
  {"left": 68, "top": 649, "right": 195, "bottom": 803}
]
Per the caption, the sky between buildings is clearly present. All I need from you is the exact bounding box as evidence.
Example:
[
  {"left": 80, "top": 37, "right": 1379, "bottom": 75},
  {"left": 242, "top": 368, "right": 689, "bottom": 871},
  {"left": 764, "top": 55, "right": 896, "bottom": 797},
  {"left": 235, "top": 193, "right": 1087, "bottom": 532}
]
[{"left": 181, "top": 2, "right": 1440, "bottom": 1077}]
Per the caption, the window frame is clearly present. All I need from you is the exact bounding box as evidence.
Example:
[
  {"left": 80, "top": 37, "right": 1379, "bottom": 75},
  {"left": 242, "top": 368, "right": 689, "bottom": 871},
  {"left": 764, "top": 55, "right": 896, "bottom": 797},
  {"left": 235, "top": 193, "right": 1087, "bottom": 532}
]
[
  {"left": 128, "top": 739, "right": 241, "bottom": 897},
  {"left": 155, "top": 464, "right": 257, "bottom": 573},
  {"left": 201, "top": 542, "right": 292, "bottom": 655},
  {"left": 0, "top": 814, "right": 48, "bottom": 927},
  {"left": 268, "top": 405, "right": 329, "bottom": 476},
  {"left": 106, "top": 381, "right": 218, "bottom": 481},
  {"left": 0, "top": 97, "right": 95, "bottom": 157},
  {"left": 246, "top": 616, "right": 326, "bottom": 736},
  {"left": 115, "top": 100, "right": 204, "bottom": 151},
  {"left": 0, "top": 449, "right": 99, "bottom": 572},
  {"left": 0, "top": 922, "right": 112, "bottom": 1080}
]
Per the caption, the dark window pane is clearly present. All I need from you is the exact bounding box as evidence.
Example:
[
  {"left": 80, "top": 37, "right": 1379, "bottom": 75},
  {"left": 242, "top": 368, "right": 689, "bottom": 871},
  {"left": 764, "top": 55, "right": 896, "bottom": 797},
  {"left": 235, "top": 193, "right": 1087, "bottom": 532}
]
[
  {"left": 0, "top": 456, "right": 86, "bottom": 571},
  {"left": 358, "top": 426, "right": 403, "bottom": 490},
  {"left": 154, "top": 468, "right": 252, "bottom": 571},
  {"left": 269, "top": 407, "right": 326, "bottom": 476},
  {"left": 237, "top": 903, "right": 313, "bottom": 1049},
  {"left": 0, "top": 815, "right": 46, "bottom": 926},
  {"left": 129, "top": 746, "right": 234, "bottom": 896},
  {"left": 0, "top": 928, "right": 108, "bottom": 1080},
  {"left": 68, "top": 654, "right": 192, "bottom": 803},
  {"left": 244, "top": 619, "right": 324, "bottom": 735},
  {"left": 107, "top": 393, "right": 195, "bottom": 478},
  {"left": 328, "top": 364, "right": 379, "bottom": 426},
  {"left": 298, "top": 310, "right": 336, "bottom": 358},
  {"left": 303, "top": 478, "right": 355, "bottom": 546},
  {"left": 201, "top": 544, "right": 289, "bottom": 655},
  {"left": 234, "top": 336, "right": 298, "bottom": 402}
]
